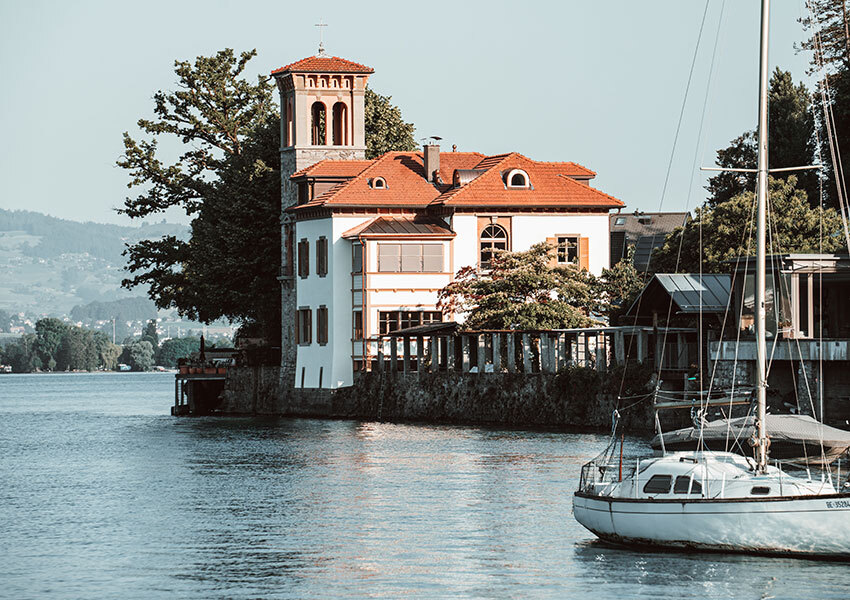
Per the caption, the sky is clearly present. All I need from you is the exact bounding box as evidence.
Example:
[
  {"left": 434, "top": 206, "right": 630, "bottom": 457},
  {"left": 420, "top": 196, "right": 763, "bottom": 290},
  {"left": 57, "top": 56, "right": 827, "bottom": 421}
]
[{"left": 0, "top": 0, "right": 818, "bottom": 226}]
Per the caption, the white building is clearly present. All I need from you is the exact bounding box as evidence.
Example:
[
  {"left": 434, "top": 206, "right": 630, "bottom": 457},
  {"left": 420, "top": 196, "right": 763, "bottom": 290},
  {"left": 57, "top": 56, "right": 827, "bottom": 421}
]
[{"left": 273, "top": 52, "right": 625, "bottom": 390}]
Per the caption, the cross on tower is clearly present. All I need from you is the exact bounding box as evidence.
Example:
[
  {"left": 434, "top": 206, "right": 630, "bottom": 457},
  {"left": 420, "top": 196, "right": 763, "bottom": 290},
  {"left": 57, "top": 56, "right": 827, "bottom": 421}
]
[{"left": 315, "top": 19, "right": 327, "bottom": 56}]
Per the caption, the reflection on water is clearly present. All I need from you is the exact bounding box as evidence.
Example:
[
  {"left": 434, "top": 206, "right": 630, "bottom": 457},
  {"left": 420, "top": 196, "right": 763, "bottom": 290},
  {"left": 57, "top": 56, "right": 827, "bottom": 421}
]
[{"left": 1, "top": 373, "right": 849, "bottom": 599}]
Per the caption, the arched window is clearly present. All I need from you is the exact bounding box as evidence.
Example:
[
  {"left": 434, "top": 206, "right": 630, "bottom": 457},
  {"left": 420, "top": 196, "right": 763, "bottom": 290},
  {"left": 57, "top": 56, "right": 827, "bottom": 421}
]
[
  {"left": 480, "top": 224, "right": 508, "bottom": 267},
  {"left": 370, "top": 177, "right": 387, "bottom": 189},
  {"left": 311, "top": 102, "right": 327, "bottom": 146},
  {"left": 332, "top": 102, "right": 348, "bottom": 146},
  {"left": 506, "top": 168, "right": 530, "bottom": 188}
]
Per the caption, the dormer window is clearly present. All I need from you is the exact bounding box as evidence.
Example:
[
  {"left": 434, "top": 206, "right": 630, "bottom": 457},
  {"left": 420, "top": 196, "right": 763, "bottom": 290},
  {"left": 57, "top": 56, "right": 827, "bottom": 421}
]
[
  {"left": 370, "top": 177, "right": 387, "bottom": 189},
  {"left": 506, "top": 169, "right": 530, "bottom": 189}
]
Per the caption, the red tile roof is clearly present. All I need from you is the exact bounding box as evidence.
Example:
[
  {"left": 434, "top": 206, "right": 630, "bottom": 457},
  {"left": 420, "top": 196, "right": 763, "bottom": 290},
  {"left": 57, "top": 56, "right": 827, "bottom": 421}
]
[
  {"left": 290, "top": 160, "right": 372, "bottom": 179},
  {"left": 289, "top": 151, "right": 622, "bottom": 212},
  {"left": 272, "top": 55, "right": 374, "bottom": 75}
]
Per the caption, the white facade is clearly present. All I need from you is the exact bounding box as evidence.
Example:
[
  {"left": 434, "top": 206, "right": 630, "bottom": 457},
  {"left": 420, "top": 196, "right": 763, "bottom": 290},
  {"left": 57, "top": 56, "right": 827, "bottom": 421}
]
[{"left": 294, "top": 211, "right": 613, "bottom": 389}]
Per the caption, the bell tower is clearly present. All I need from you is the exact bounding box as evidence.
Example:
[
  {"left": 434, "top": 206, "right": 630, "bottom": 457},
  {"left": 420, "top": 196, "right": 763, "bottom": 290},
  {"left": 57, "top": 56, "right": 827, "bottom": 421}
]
[
  {"left": 271, "top": 50, "right": 373, "bottom": 387},
  {"left": 272, "top": 50, "right": 373, "bottom": 205}
]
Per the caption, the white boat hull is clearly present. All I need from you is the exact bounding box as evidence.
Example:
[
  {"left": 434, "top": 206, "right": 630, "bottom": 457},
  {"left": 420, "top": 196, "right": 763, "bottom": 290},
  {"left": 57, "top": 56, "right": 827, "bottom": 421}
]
[{"left": 573, "top": 493, "right": 850, "bottom": 557}]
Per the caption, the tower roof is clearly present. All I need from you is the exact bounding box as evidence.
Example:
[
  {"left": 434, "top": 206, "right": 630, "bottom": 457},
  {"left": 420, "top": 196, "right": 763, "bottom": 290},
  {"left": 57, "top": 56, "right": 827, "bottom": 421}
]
[{"left": 271, "top": 55, "right": 374, "bottom": 75}]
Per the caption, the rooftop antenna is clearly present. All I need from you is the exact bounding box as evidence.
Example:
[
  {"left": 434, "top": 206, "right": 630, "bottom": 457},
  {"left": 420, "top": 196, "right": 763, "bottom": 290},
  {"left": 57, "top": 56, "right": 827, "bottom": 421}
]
[{"left": 315, "top": 18, "right": 328, "bottom": 56}]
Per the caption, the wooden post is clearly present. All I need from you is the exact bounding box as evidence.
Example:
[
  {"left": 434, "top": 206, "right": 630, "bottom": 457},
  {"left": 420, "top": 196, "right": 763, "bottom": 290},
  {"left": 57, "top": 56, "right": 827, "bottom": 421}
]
[
  {"left": 447, "top": 336, "right": 456, "bottom": 371},
  {"left": 677, "top": 333, "right": 688, "bottom": 370},
  {"left": 477, "top": 334, "right": 486, "bottom": 373},
  {"left": 461, "top": 335, "right": 470, "bottom": 372},
  {"left": 654, "top": 331, "right": 662, "bottom": 369},
  {"left": 615, "top": 330, "right": 625, "bottom": 365},
  {"left": 507, "top": 333, "right": 516, "bottom": 373},
  {"left": 377, "top": 337, "right": 384, "bottom": 373},
  {"left": 540, "top": 334, "right": 549, "bottom": 372},
  {"left": 636, "top": 330, "right": 646, "bottom": 364},
  {"left": 522, "top": 333, "right": 532, "bottom": 373},
  {"left": 390, "top": 337, "right": 398, "bottom": 373},
  {"left": 429, "top": 335, "right": 439, "bottom": 373},
  {"left": 549, "top": 334, "right": 558, "bottom": 372},
  {"left": 583, "top": 333, "right": 591, "bottom": 368},
  {"left": 402, "top": 336, "right": 411, "bottom": 375},
  {"left": 417, "top": 335, "right": 425, "bottom": 375},
  {"left": 492, "top": 333, "right": 502, "bottom": 372},
  {"left": 596, "top": 332, "right": 606, "bottom": 373}
]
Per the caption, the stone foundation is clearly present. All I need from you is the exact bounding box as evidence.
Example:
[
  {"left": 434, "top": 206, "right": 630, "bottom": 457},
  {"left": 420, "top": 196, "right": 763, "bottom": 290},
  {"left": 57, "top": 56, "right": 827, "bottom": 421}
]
[{"left": 219, "top": 366, "right": 664, "bottom": 432}]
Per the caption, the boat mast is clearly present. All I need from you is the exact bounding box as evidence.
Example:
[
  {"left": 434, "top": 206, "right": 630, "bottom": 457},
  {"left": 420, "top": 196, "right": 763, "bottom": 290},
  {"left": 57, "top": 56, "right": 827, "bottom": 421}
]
[{"left": 755, "top": 0, "right": 770, "bottom": 473}]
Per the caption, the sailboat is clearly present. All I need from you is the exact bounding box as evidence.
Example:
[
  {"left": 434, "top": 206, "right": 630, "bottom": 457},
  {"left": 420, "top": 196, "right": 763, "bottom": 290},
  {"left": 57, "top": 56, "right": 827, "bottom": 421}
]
[{"left": 573, "top": 0, "right": 850, "bottom": 557}]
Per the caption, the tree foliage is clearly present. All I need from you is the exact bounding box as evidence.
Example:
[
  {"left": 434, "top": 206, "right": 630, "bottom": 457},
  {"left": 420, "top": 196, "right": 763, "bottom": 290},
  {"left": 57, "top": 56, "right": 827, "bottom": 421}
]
[
  {"left": 598, "top": 248, "right": 645, "bottom": 325},
  {"left": 364, "top": 88, "right": 417, "bottom": 159},
  {"left": 706, "top": 69, "right": 818, "bottom": 207},
  {"left": 800, "top": 0, "right": 850, "bottom": 72},
  {"left": 653, "top": 176, "right": 846, "bottom": 274},
  {"left": 2, "top": 320, "right": 120, "bottom": 372},
  {"left": 156, "top": 336, "right": 201, "bottom": 367},
  {"left": 119, "top": 49, "right": 418, "bottom": 341},
  {"left": 438, "top": 243, "right": 607, "bottom": 330}
]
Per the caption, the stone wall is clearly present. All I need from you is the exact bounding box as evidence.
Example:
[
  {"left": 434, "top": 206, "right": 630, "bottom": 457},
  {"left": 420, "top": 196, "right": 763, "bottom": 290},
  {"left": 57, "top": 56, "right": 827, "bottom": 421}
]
[{"left": 220, "top": 366, "right": 663, "bottom": 432}]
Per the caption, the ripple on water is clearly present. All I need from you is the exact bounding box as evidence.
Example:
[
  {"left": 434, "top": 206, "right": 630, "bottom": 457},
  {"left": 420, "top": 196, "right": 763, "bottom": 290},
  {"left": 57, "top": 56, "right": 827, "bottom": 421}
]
[{"left": 1, "top": 372, "right": 849, "bottom": 599}]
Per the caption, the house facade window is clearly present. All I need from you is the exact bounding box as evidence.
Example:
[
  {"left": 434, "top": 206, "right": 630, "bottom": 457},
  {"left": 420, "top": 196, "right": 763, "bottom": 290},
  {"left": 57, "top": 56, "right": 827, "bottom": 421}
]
[
  {"left": 480, "top": 224, "right": 508, "bottom": 267},
  {"left": 557, "top": 236, "right": 579, "bottom": 264},
  {"left": 298, "top": 239, "right": 310, "bottom": 278},
  {"left": 377, "top": 243, "right": 444, "bottom": 273},
  {"left": 353, "top": 310, "right": 363, "bottom": 340},
  {"left": 296, "top": 308, "right": 312, "bottom": 345},
  {"left": 317, "top": 306, "right": 328, "bottom": 345},
  {"left": 378, "top": 311, "right": 442, "bottom": 335},
  {"left": 316, "top": 237, "right": 328, "bottom": 277},
  {"left": 352, "top": 242, "right": 363, "bottom": 274}
]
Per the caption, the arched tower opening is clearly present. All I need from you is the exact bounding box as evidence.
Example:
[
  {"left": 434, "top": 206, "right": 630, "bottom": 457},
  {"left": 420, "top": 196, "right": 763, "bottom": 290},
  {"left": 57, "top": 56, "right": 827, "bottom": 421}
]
[
  {"left": 311, "top": 102, "right": 327, "bottom": 146},
  {"left": 332, "top": 102, "right": 348, "bottom": 146}
]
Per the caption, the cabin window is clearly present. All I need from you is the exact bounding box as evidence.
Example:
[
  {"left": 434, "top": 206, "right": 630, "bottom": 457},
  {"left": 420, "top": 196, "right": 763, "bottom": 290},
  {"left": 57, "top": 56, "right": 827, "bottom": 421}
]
[
  {"left": 316, "top": 237, "right": 328, "bottom": 277},
  {"left": 352, "top": 242, "right": 363, "bottom": 274},
  {"left": 642, "top": 474, "right": 672, "bottom": 494},
  {"left": 674, "top": 475, "right": 701, "bottom": 494},
  {"left": 316, "top": 306, "right": 328, "bottom": 345},
  {"left": 751, "top": 486, "right": 771, "bottom": 496},
  {"left": 480, "top": 224, "right": 508, "bottom": 267},
  {"left": 296, "top": 308, "right": 312, "bottom": 345}
]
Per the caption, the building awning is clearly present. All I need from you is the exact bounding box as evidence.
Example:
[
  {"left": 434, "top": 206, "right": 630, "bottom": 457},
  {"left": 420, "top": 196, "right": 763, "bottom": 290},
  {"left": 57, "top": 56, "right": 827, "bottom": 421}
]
[
  {"left": 342, "top": 216, "right": 455, "bottom": 239},
  {"left": 626, "top": 273, "right": 731, "bottom": 317}
]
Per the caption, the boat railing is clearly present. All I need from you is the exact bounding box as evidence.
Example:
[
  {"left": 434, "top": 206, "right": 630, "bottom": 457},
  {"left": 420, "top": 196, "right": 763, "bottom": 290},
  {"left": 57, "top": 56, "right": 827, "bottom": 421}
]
[{"left": 579, "top": 457, "right": 638, "bottom": 494}]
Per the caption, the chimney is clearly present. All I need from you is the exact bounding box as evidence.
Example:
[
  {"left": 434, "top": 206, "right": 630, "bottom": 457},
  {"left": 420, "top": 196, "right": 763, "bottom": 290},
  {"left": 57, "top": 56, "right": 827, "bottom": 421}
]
[{"left": 423, "top": 143, "right": 440, "bottom": 183}]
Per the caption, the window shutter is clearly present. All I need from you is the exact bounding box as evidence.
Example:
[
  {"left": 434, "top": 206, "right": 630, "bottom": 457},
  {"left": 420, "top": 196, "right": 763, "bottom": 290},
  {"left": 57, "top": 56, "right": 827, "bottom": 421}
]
[
  {"left": 299, "top": 240, "right": 310, "bottom": 278},
  {"left": 545, "top": 237, "right": 558, "bottom": 268},
  {"left": 306, "top": 309, "right": 313, "bottom": 344},
  {"left": 401, "top": 244, "right": 421, "bottom": 272},
  {"left": 295, "top": 310, "right": 302, "bottom": 345},
  {"left": 316, "top": 238, "right": 327, "bottom": 277},
  {"left": 579, "top": 237, "right": 589, "bottom": 271}
]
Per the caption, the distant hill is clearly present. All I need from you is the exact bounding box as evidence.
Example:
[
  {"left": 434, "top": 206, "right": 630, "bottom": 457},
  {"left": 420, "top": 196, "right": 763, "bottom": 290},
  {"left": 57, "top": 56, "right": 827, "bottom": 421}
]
[
  {"left": 0, "top": 209, "right": 187, "bottom": 261},
  {"left": 0, "top": 209, "right": 188, "bottom": 315},
  {"left": 70, "top": 297, "right": 158, "bottom": 323}
]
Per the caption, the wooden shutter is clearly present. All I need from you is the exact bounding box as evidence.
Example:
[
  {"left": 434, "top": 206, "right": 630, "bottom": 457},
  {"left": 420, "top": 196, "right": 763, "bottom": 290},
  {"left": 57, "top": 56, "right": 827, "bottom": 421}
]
[
  {"left": 317, "top": 306, "right": 328, "bottom": 344},
  {"left": 545, "top": 237, "right": 558, "bottom": 268},
  {"left": 579, "top": 237, "right": 589, "bottom": 271},
  {"left": 295, "top": 310, "right": 302, "bottom": 345},
  {"left": 299, "top": 240, "right": 310, "bottom": 278},
  {"left": 378, "top": 244, "right": 401, "bottom": 272},
  {"left": 316, "top": 238, "right": 328, "bottom": 277},
  {"left": 306, "top": 309, "right": 312, "bottom": 344},
  {"left": 422, "top": 244, "right": 444, "bottom": 272}
]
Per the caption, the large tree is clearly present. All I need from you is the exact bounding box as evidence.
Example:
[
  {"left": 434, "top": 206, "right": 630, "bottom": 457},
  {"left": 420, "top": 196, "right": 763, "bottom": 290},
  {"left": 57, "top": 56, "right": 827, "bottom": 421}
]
[
  {"left": 653, "top": 176, "right": 846, "bottom": 273},
  {"left": 706, "top": 69, "right": 818, "bottom": 207},
  {"left": 120, "top": 49, "right": 417, "bottom": 342},
  {"left": 438, "top": 243, "right": 603, "bottom": 330}
]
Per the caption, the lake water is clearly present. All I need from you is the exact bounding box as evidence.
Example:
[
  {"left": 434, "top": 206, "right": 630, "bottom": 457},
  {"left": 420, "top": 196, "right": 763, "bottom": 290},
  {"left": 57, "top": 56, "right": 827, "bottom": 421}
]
[{"left": 1, "top": 372, "right": 849, "bottom": 599}]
